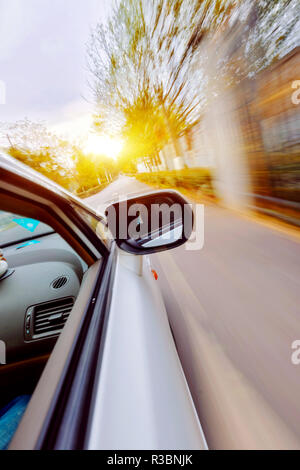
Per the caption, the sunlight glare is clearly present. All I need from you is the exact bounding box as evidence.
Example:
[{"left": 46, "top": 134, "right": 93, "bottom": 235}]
[{"left": 84, "top": 135, "right": 123, "bottom": 160}]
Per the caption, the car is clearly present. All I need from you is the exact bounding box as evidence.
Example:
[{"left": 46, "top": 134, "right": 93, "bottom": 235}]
[{"left": 0, "top": 152, "right": 207, "bottom": 450}]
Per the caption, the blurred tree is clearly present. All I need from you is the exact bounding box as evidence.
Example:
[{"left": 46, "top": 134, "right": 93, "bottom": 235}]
[
  {"left": 121, "top": 90, "right": 166, "bottom": 162},
  {"left": 74, "top": 150, "right": 118, "bottom": 192},
  {"left": 1, "top": 119, "right": 58, "bottom": 152},
  {"left": 94, "top": 154, "right": 117, "bottom": 182},
  {"left": 245, "top": 0, "right": 300, "bottom": 72},
  {"left": 190, "top": 0, "right": 300, "bottom": 83},
  {"left": 0, "top": 119, "right": 78, "bottom": 190},
  {"left": 0, "top": 119, "right": 115, "bottom": 193},
  {"left": 87, "top": 0, "right": 236, "bottom": 165},
  {"left": 8, "top": 146, "right": 75, "bottom": 190},
  {"left": 74, "top": 152, "right": 98, "bottom": 192}
]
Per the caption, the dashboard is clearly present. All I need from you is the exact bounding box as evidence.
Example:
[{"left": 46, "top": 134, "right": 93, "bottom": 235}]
[{"left": 0, "top": 232, "right": 87, "bottom": 363}]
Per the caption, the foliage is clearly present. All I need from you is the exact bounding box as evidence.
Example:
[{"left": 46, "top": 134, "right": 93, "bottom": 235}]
[
  {"left": 1, "top": 119, "right": 77, "bottom": 190},
  {"left": 87, "top": 0, "right": 236, "bottom": 161},
  {"left": 198, "top": 0, "right": 300, "bottom": 88},
  {"left": 87, "top": 0, "right": 298, "bottom": 170},
  {"left": 8, "top": 147, "right": 75, "bottom": 190},
  {"left": 74, "top": 151, "right": 117, "bottom": 192},
  {"left": 1, "top": 119, "right": 117, "bottom": 194},
  {"left": 135, "top": 168, "right": 214, "bottom": 196},
  {"left": 74, "top": 152, "right": 98, "bottom": 191},
  {"left": 245, "top": 0, "right": 300, "bottom": 72}
]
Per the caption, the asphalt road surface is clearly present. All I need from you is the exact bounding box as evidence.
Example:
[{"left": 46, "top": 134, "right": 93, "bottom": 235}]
[{"left": 86, "top": 176, "right": 300, "bottom": 450}]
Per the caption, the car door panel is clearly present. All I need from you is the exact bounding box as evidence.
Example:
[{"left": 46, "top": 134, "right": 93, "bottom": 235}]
[{"left": 86, "top": 250, "right": 207, "bottom": 450}]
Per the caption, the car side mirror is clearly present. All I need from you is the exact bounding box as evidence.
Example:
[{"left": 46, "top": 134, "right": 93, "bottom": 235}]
[{"left": 105, "top": 190, "right": 193, "bottom": 255}]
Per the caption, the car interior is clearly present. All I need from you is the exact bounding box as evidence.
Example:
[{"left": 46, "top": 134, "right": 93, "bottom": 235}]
[{"left": 0, "top": 209, "right": 89, "bottom": 449}]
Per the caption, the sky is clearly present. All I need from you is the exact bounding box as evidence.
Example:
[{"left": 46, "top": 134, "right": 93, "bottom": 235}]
[{"left": 0, "top": 0, "right": 111, "bottom": 141}]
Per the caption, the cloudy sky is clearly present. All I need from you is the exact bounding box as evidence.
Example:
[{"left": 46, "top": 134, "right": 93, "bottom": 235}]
[{"left": 0, "top": 0, "right": 110, "bottom": 140}]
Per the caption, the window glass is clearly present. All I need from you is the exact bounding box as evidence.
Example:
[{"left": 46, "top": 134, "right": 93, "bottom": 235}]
[{"left": 0, "top": 211, "right": 54, "bottom": 248}]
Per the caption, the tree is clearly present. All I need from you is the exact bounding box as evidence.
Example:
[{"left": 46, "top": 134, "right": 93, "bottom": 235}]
[
  {"left": 245, "top": 0, "right": 300, "bottom": 73},
  {"left": 190, "top": 0, "right": 300, "bottom": 86},
  {"left": 1, "top": 119, "right": 119, "bottom": 193},
  {"left": 121, "top": 90, "right": 167, "bottom": 161},
  {"left": 74, "top": 152, "right": 98, "bottom": 192},
  {"left": 0, "top": 119, "right": 78, "bottom": 190},
  {"left": 87, "top": 0, "right": 238, "bottom": 165}
]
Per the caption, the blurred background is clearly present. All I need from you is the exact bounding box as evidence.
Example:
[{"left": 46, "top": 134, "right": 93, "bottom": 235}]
[
  {"left": 1, "top": 0, "right": 300, "bottom": 449},
  {"left": 0, "top": 0, "right": 299, "bottom": 223}
]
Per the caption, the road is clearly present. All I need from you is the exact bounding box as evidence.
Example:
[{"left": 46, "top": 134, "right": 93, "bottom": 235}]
[{"left": 86, "top": 176, "right": 300, "bottom": 450}]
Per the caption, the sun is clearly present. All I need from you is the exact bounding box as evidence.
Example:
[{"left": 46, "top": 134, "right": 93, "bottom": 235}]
[{"left": 84, "top": 134, "right": 123, "bottom": 160}]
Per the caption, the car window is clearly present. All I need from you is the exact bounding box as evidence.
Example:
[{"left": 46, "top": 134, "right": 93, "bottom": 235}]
[{"left": 0, "top": 211, "right": 54, "bottom": 248}]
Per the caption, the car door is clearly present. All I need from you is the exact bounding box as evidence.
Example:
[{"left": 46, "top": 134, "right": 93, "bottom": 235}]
[
  {"left": 11, "top": 248, "right": 207, "bottom": 450},
  {"left": 2, "top": 155, "right": 207, "bottom": 450},
  {"left": 85, "top": 249, "right": 207, "bottom": 450}
]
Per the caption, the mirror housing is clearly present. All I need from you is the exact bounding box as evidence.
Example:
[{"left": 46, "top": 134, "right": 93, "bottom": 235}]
[{"left": 105, "top": 190, "right": 193, "bottom": 255}]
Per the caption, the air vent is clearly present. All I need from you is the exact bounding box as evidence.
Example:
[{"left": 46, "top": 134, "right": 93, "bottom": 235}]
[
  {"left": 51, "top": 276, "right": 69, "bottom": 290},
  {"left": 32, "top": 297, "right": 74, "bottom": 338}
]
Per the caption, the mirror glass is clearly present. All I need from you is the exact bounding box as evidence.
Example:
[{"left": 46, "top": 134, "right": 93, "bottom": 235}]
[{"left": 106, "top": 191, "right": 193, "bottom": 254}]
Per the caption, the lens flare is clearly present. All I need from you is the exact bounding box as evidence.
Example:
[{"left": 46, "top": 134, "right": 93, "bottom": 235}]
[{"left": 84, "top": 135, "right": 123, "bottom": 160}]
